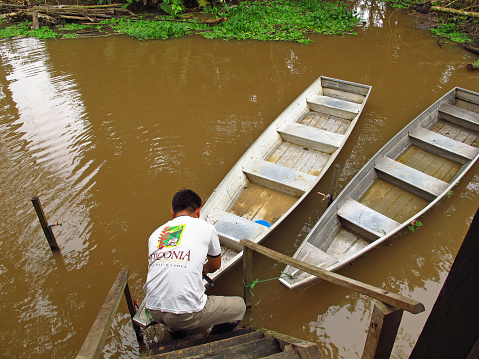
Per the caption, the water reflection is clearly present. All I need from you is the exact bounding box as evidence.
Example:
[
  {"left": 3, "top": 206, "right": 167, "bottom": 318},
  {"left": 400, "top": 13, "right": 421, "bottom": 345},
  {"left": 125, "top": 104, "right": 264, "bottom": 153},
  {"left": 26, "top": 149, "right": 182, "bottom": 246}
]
[{"left": 351, "top": 0, "right": 387, "bottom": 28}]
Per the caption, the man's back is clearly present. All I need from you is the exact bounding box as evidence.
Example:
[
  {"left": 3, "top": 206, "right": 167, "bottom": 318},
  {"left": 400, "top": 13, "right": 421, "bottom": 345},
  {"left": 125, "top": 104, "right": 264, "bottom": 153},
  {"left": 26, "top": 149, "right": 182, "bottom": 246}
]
[{"left": 144, "top": 215, "right": 221, "bottom": 314}]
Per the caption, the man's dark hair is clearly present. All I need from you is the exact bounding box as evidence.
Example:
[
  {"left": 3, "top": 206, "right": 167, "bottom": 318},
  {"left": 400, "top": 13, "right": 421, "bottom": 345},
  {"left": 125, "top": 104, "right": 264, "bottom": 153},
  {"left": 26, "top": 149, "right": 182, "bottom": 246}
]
[{"left": 172, "top": 189, "right": 202, "bottom": 215}]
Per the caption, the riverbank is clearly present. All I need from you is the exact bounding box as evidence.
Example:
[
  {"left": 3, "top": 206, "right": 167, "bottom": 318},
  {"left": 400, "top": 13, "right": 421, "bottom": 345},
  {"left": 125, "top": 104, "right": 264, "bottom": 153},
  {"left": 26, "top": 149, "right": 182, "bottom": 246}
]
[{"left": 1, "top": 0, "right": 478, "bottom": 47}]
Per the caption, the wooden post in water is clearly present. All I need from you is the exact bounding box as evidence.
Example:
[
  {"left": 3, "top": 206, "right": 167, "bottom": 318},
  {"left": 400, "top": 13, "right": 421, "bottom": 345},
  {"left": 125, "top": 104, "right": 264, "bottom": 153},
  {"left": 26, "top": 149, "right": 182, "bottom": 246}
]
[
  {"left": 328, "top": 164, "right": 341, "bottom": 205},
  {"left": 243, "top": 246, "right": 253, "bottom": 310},
  {"left": 362, "top": 302, "right": 404, "bottom": 359},
  {"left": 31, "top": 196, "right": 60, "bottom": 252}
]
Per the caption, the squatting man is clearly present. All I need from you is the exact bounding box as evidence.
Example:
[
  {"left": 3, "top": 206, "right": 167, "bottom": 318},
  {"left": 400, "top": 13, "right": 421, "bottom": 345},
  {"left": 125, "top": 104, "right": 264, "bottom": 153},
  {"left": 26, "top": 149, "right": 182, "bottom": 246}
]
[{"left": 143, "top": 189, "right": 246, "bottom": 339}]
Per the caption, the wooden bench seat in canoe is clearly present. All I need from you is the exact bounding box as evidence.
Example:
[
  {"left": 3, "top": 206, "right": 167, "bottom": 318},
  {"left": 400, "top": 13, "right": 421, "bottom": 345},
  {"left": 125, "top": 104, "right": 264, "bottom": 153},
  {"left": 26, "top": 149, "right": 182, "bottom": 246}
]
[
  {"left": 439, "top": 104, "right": 479, "bottom": 132},
  {"left": 243, "top": 159, "right": 318, "bottom": 197},
  {"left": 207, "top": 211, "right": 269, "bottom": 249},
  {"left": 277, "top": 122, "right": 345, "bottom": 154},
  {"left": 375, "top": 156, "right": 449, "bottom": 202},
  {"left": 307, "top": 94, "right": 363, "bottom": 120},
  {"left": 291, "top": 242, "right": 339, "bottom": 276},
  {"left": 337, "top": 198, "right": 401, "bottom": 241},
  {"left": 409, "top": 126, "right": 479, "bottom": 164}
]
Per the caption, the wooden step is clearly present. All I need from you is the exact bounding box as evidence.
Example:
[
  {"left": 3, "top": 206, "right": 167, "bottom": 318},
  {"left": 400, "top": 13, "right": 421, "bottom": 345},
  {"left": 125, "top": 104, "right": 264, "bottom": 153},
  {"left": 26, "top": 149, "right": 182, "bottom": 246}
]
[
  {"left": 263, "top": 349, "right": 302, "bottom": 358},
  {"left": 142, "top": 331, "right": 269, "bottom": 358},
  {"left": 141, "top": 328, "right": 254, "bottom": 357},
  {"left": 243, "top": 159, "right": 317, "bottom": 197},
  {"left": 439, "top": 104, "right": 479, "bottom": 132},
  {"left": 277, "top": 122, "right": 345, "bottom": 154},
  {"left": 375, "top": 156, "right": 449, "bottom": 202},
  {"left": 409, "top": 126, "right": 479, "bottom": 164},
  {"left": 337, "top": 199, "right": 401, "bottom": 241},
  {"left": 209, "top": 210, "right": 269, "bottom": 249},
  {"left": 202, "top": 336, "right": 281, "bottom": 358},
  {"left": 307, "top": 94, "right": 362, "bottom": 120}
]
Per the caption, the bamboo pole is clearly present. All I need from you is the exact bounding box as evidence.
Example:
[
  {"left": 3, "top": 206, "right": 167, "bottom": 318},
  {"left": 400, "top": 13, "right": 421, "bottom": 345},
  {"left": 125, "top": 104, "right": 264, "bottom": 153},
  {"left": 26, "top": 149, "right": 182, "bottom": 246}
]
[
  {"left": 430, "top": 6, "right": 479, "bottom": 18},
  {"left": 240, "top": 239, "right": 425, "bottom": 314}
]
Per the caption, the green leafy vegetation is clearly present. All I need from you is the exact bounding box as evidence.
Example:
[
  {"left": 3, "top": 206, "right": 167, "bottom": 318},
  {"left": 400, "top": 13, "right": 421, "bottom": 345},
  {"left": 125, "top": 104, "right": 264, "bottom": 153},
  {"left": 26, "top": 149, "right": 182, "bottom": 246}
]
[
  {"left": 103, "top": 17, "right": 207, "bottom": 40},
  {"left": 57, "top": 23, "right": 92, "bottom": 31},
  {"left": 408, "top": 220, "right": 423, "bottom": 233},
  {"left": 0, "top": 0, "right": 359, "bottom": 42},
  {"left": 0, "top": 21, "right": 58, "bottom": 39},
  {"left": 201, "top": 0, "right": 358, "bottom": 43},
  {"left": 431, "top": 22, "right": 473, "bottom": 43},
  {"left": 106, "top": 0, "right": 359, "bottom": 43}
]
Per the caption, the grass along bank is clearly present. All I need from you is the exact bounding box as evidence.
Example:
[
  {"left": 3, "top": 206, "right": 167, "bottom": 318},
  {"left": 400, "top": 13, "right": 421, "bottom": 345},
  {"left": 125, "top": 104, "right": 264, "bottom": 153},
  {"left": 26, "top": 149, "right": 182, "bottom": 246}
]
[{"left": 0, "top": 0, "right": 359, "bottom": 43}]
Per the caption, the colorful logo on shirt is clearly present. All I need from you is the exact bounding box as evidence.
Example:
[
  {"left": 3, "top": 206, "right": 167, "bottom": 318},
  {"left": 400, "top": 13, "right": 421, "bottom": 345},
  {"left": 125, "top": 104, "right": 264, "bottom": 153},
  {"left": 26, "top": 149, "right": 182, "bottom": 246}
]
[{"left": 158, "top": 224, "right": 185, "bottom": 249}]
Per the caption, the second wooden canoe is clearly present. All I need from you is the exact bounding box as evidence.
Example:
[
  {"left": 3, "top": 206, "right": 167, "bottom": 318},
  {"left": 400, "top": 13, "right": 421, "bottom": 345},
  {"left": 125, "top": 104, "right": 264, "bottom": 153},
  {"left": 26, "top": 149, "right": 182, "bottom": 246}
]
[{"left": 280, "top": 87, "right": 479, "bottom": 290}]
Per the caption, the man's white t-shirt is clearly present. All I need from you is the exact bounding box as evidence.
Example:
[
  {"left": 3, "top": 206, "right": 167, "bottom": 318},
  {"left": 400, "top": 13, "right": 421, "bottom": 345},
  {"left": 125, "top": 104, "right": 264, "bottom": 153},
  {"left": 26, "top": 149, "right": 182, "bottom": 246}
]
[{"left": 144, "top": 215, "right": 221, "bottom": 314}]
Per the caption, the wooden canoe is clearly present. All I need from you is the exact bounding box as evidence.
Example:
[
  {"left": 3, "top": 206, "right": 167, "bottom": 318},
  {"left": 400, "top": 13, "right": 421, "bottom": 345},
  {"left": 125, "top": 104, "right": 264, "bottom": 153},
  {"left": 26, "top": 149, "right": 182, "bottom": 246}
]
[
  {"left": 200, "top": 76, "right": 371, "bottom": 283},
  {"left": 133, "top": 76, "right": 371, "bottom": 329},
  {"left": 280, "top": 87, "right": 479, "bottom": 290}
]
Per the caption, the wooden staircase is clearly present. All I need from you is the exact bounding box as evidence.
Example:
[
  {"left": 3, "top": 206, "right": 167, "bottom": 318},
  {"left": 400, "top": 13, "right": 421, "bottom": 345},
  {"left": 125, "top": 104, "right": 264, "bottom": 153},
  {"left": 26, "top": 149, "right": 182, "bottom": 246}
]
[{"left": 140, "top": 327, "right": 321, "bottom": 359}]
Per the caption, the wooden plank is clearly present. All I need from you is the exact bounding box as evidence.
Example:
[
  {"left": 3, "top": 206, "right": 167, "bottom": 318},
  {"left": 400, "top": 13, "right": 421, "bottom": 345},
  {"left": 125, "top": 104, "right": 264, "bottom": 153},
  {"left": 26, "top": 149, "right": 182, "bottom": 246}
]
[
  {"left": 362, "top": 302, "right": 404, "bottom": 359},
  {"left": 143, "top": 331, "right": 267, "bottom": 359},
  {"left": 259, "top": 328, "right": 323, "bottom": 359},
  {"left": 375, "top": 156, "right": 449, "bottom": 202},
  {"left": 263, "top": 351, "right": 302, "bottom": 359},
  {"left": 456, "top": 88, "right": 479, "bottom": 106},
  {"left": 307, "top": 94, "right": 362, "bottom": 120},
  {"left": 142, "top": 328, "right": 254, "bottom": 357},
  {"left": 243, "top": 159, "right": 317, "bottom": 197},
  {"left": 323, "top": 87, "right": 366, "bottom": 104},
  {"left": 76, "top": 270, "right": 129, "bottom": 359},
  {"left": 321, "top": 77, "right": 371, "bottom": 96},
  {"left": 278, "top": 122, "right": 345, "bottom": 153},
  {"left": 409, "top": 126, "right": 479, "bottom": 164},
  {"left": 240, "top": 239, "right": 425, "bottom": 314},
  {"left": 438, "top": 104, "right": 479, "bottom": 132},
  {"left": 337, "top": 198, "right": 401, "bottom": 241}
]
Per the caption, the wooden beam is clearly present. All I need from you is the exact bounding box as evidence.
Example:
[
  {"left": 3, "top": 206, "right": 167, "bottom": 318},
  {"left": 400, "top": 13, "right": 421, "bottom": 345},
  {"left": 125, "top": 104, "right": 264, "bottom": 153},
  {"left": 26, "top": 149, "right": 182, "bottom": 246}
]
[
  {"left": 362, "top": 302, "right": 404, "bottom": 359},
  {"left": 76, "top": 270, "right": 129, "bottom": 359},
  {"left": 243, "top": 246, "right": 253, "bottom": 310},
  {"left": 240, "top": 239, "right": 425, "bottom": 314}
]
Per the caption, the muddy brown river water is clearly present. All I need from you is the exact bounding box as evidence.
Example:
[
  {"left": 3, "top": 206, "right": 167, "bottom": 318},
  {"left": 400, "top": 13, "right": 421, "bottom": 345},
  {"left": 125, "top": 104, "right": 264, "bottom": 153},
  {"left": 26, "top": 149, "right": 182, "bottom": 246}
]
[{"left": 0, "top": 2, "right": 478, "bottom": 358}]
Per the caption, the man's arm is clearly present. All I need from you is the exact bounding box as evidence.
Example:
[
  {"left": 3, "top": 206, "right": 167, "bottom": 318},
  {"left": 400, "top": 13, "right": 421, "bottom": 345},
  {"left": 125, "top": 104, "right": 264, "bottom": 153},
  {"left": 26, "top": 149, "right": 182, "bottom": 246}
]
[{"left": 203, "top": 255, "right": 221, "bottom": 274}]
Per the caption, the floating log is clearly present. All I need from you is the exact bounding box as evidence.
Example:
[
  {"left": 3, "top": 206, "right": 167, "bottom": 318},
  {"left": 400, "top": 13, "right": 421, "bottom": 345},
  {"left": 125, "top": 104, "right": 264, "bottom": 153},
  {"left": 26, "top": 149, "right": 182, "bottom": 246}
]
[{"left": 462, "top": 44, "right": 479, "bottom": 56}]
